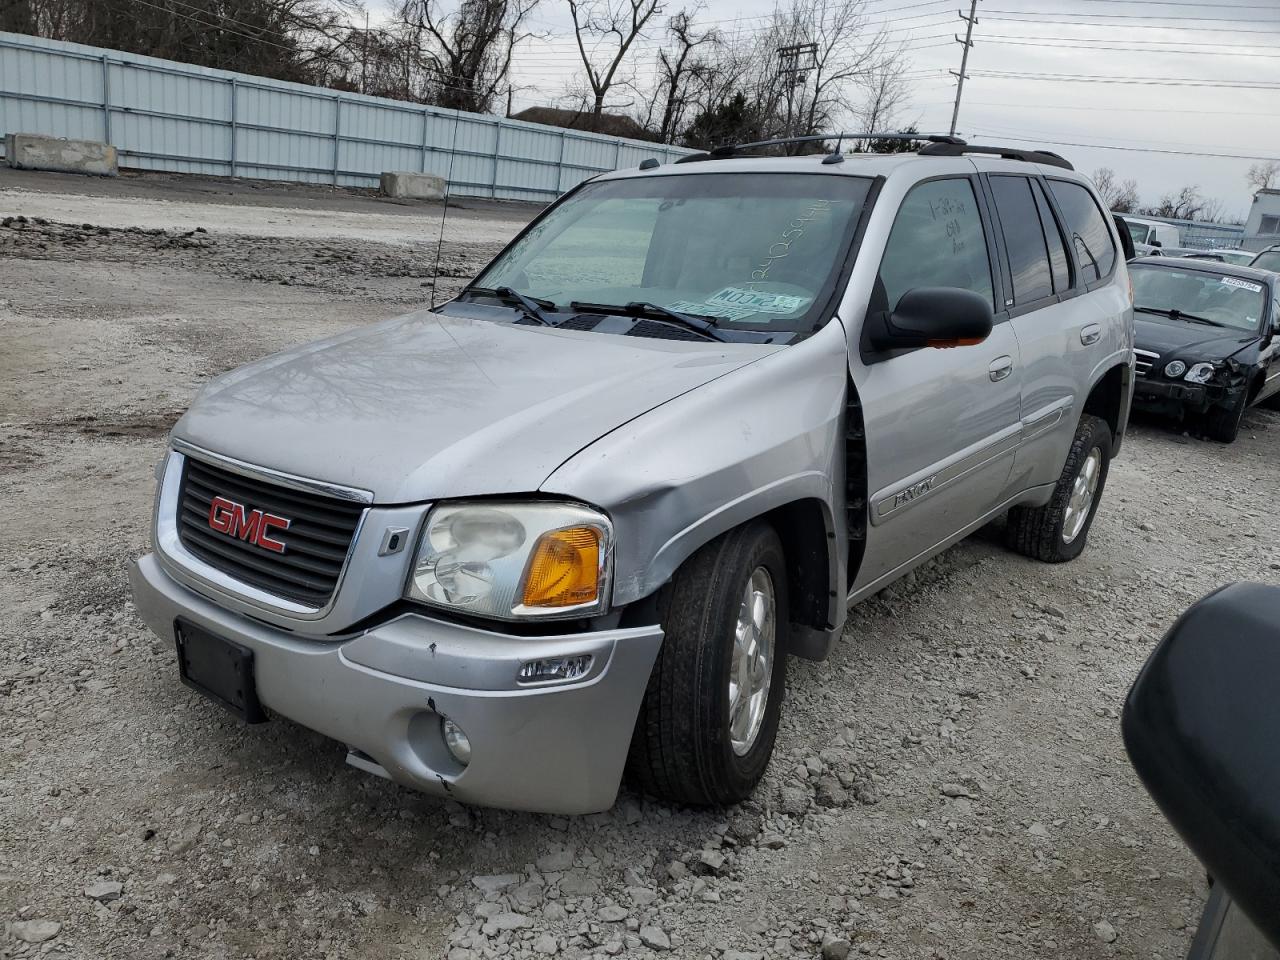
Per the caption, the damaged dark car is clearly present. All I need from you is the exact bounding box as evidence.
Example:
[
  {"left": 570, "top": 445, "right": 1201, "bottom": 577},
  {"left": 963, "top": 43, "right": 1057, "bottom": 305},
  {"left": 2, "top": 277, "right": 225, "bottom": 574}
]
[{"left": 1130, "top": 258, "right": 1280, "bottom": 443}]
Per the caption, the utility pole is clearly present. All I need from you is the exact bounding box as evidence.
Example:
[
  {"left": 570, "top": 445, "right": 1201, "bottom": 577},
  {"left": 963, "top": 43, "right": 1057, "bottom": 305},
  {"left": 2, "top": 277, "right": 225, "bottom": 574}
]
[
  {"left": 776, "top": 42, "right": 817, "bottom": 147},
  {"left": 949, "top": 0, "right": 978, "bottom": 137},
  {"left": 361, "top": 10, "right": 370, "bottom": 95}
]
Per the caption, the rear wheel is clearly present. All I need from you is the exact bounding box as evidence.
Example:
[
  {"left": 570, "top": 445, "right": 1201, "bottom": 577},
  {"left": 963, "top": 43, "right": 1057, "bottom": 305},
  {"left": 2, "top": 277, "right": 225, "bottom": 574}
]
[
  {"left": 1006, "top": 414, "right": 1112, "bottom": 563},
  {"left": 625, "top": 521, "right": 789, "bottom": 806}
]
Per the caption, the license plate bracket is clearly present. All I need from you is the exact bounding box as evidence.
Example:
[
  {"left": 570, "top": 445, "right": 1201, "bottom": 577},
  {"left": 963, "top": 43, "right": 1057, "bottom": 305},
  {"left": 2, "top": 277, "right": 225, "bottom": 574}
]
[{"left": 174, "top": 619, "right": 267, "bottom": 723}]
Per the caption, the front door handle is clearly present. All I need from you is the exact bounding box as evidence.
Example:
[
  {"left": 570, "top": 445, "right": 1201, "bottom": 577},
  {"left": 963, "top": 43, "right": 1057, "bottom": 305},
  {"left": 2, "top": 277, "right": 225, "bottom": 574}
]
[
  {"left": 989, "top": 355, "right": 1014, "bottom": 382},
  {"left": 1080, "top": 323, "right": 1102, "bottom": 346}
]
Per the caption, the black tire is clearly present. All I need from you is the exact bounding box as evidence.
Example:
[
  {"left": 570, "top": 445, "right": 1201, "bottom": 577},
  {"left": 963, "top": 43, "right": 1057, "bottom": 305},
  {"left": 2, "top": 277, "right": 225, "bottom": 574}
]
[
  {"left": 625, "top": 521, "right": 789, "bottom": 806},
  {"left": 1006, "top": 414, "right": 1112, "bottom": 563},
  {"left": 1203, "top": 392, "right": 1247, "bottom": 443}
]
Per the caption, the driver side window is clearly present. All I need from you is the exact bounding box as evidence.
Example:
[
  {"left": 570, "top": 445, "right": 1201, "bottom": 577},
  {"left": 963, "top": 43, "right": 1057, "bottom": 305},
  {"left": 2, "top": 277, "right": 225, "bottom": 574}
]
[{"left": 877, "top": 178, "right": 995, "bottom": 313}]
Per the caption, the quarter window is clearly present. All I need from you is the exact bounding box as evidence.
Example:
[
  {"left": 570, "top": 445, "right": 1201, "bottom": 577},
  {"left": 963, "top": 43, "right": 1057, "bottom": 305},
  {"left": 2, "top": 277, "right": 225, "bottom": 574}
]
[
  {"left": 990, "top": 176, "right": 1053, "bottom": 305},
  {"left": 1050, "top": 180, "right": 1118, "bottom": 283},
  {"left": 878, "top": 178, "right": 995, "bottom": 311}
]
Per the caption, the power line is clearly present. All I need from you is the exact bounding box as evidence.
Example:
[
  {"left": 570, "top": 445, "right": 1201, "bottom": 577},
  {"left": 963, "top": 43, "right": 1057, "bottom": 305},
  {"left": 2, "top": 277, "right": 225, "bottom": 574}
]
[
  {"left": 973, "top": 117, "right": 1266, "bottom": 154},
  {"left": 965, "top": 127, "right": 1280, "bottom": 163},
  {"left": 981, "top": 14, "right": 1280, "bottom": 34},
  {"left": 977, "top": 33, "right": 1280, "bottom": 50},
  {"left": 967, "top": 70, "right": 1280, "bottom": 90},
  {"left": 1070, "top": 0, "right": 1278, "bottom": 6},
  {"left": 959, "top": 100, "right": 1280, "bottom": 119},
  {"left": 980, "top": 38, "right": 1280, "bottom": 59},
  {"left": 982, "top": 7, "right": 1280, "bottom": 22}
]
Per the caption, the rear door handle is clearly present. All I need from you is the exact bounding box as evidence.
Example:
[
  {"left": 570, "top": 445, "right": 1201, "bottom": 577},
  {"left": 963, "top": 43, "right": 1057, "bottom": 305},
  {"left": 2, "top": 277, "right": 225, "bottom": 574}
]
[
  {"left": 989, "top": 355, "right": 1014, "bottom": 382},
  {"left": 1080, "top": 323, "right": 1102, "bottom": 346}
]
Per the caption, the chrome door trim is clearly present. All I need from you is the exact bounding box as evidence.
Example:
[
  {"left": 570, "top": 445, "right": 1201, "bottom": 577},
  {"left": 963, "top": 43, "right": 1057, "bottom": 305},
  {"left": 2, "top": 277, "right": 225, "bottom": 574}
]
[
  {"left": 870, "top": 423, "right": 1023, "bottom": 524},
  {"left": 1021, "top": 396, "right": 1074, "bottom": 442},
  {"left": 851, "top": 481, "right": 1055, "bottom": 605},
  {"left": 172, "top": 438, "right": 375, "bottom": 504}
]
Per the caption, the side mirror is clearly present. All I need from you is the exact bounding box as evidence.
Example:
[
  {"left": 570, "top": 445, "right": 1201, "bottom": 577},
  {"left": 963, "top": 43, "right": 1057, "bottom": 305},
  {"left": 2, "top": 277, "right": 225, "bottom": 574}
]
[
  {"left": 1151, "top": 238, "right": 1163, "bottom": 248},
  {"left": 868, "top": 287, "right": 994, "bottom": 352},
  {"left": 1123, "top": 583, "right": 1280, "bottom": 949}
]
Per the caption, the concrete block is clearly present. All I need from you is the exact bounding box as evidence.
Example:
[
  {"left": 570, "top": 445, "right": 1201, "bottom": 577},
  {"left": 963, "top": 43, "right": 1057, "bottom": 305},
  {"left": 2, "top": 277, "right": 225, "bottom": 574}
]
[
  {"left": 380, "top": 171, "right": 446, "bottom": 200},
  {"left": 5, "top": 133, "right": 118, "bottom": 176}
]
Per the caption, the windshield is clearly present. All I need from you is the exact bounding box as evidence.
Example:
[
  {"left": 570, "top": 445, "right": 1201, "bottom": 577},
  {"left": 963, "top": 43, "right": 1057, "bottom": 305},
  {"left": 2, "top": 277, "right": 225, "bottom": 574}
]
[
  {"left": 1252, "top": 250, "right": 1280, "bottom": 273},
  {"left": 1130, "top": 264, "right": 1267, "bottom": 332},
  {"left": 473, "top": 173, "right": 873, "bottom": 333},
  {"left": 1124, "top": 221, "right": 1150, "bottom": 244}
]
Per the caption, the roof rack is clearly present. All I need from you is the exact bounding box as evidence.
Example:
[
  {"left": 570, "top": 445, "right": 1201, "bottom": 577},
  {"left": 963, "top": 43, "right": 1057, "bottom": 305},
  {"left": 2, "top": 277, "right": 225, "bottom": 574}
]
[
  {"left": 674, "top": 132, "right": 1074, "bottom": 170},
  {"left": 917, "top": 141, "right": 1074, "bottom": 170},
  {"left": 703, "top": 132, "right": 963, "bottom": 159}
]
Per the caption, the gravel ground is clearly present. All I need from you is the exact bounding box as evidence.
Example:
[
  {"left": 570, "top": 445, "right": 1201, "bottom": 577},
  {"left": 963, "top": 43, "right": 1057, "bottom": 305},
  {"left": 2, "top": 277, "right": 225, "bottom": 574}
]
[{"left": 4, "top": 169, "right": 1278, "bottom": 960}]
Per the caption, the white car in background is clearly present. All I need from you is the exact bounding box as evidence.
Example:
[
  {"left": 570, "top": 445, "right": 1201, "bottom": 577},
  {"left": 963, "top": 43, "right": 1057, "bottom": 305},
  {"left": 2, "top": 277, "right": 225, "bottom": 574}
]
[{"left": 1120, "top": 216, "right": 1180, "bottom": 256}]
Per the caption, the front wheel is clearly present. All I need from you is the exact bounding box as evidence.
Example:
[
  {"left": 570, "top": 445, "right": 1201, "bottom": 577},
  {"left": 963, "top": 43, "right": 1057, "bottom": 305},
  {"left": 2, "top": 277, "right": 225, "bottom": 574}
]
[
  {"left": 1202, "top": 393, "right": 1246, "bottom": 443},
  {"left": 1006, "top": 414, "right": 1112, "bottom": 563},
  {"left": 625, "top": 521, "right": 789, "bottom": 806}
]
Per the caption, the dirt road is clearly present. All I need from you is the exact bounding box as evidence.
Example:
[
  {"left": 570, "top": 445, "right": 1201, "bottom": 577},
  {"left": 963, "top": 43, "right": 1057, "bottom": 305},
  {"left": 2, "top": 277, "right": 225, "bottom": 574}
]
[{"left": 3, "top": 168, "right": 1276, "bottom": 960}]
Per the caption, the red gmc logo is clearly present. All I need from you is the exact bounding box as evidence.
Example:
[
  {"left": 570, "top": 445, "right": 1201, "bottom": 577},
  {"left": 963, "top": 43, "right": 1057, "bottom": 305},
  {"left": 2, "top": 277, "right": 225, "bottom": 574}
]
[{"left": 207, "top": 496, "right": 290, "bottom": 554}]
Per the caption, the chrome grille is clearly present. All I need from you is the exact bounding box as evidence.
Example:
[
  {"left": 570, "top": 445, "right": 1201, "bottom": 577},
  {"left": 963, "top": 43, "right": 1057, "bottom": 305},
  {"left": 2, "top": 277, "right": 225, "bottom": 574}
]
[
  {"left": 1134, "top": 348, "right": 1160, "bottom": 376},
  {"left": 177, "top": 457, "right": 365, "bottom": 608}
]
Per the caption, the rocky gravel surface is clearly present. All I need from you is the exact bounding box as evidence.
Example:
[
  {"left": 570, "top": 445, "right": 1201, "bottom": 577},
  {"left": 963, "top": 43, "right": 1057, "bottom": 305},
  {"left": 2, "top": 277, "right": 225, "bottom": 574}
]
[{"left": 4, "top": 170, "right": 1279, "bottom": 960}]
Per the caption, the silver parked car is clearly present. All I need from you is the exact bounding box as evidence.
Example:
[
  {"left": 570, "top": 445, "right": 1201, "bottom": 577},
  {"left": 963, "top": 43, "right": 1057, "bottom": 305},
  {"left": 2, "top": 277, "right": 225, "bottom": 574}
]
[{"left": 129, "top": 135, "right": 1135, "bottom": 814}]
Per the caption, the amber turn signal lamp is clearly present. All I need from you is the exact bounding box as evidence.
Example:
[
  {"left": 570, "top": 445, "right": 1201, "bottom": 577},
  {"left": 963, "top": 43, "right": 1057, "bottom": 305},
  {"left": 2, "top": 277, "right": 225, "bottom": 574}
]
[
  {"left": 521, "top": 527, "right": 602, "bottom": 608},
  {"left": 926, "top": 337, "right": 986, "bottom": 348}
]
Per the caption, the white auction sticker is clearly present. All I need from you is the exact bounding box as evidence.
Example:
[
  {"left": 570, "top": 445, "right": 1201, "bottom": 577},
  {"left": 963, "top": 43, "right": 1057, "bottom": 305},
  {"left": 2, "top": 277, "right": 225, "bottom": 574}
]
[
  {"left": 1221, "top": 277, "right": 1263, "bottom": 293},
  {"left": 707, "top": 286, "right": 811, "bottom": 315},
  {"left": 668, "top": 299, "right": 757, "bottom": 322}
]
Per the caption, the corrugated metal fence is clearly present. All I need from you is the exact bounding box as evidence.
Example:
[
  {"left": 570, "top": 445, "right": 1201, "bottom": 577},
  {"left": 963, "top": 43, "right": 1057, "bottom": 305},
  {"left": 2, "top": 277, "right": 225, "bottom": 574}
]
[{"left": 0, "top": 31, "right": 692, "bottom": 200}]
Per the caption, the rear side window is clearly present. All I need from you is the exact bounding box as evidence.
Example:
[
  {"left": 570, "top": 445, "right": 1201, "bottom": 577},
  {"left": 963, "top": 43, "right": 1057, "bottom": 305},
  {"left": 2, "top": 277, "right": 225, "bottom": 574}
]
[
  {"left": 1050, "top": 180, "right": 1118, "bottom": 283},
  {"left": 1253, "top": 250, "right": 1280, "bottom": 272},
  {"left": 1032, "top": 179, "right": 1072, "bottom": 293},
  {"left": 990, "top": 175, "right": 1053, "bottom": 305},
  {"left": 878, "top": 178, "right": 994, "bottom": 310}
]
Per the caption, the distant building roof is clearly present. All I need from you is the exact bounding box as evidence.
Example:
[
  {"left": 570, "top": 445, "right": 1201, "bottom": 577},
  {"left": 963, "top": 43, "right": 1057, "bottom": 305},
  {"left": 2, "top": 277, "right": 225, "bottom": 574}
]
[{"left": 510, "top": 107, "right": 657, "bottom": 142}]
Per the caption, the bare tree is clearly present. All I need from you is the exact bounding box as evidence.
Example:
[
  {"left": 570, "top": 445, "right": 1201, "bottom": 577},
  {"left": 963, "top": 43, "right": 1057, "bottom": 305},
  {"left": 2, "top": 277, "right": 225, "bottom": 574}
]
[
  {"left": 1199, "top": 196, "right": 1225, "bottom": 224},
  {"left": 403, "top": 0, "right": 540, "bottom": 113},
  {"left": 1090, "top": 167, "right": 1139, "bottom": 213},
  {"left": 645, "top": 10, "right": 719, "bottom": 143},
  {"left": 14, "top": 0, "right": 359, "bottom": 86},
  {"left": 854, "top": 47, "right": 911, "bottom": 148},
  {"left": 568, "top": 0, "right": 664, "bottom": 121},
  {"left": 1247, "top": 160, "right": 1280, "bottom": 193},
  {"left": 771, "top": 0, "right": 885, "bottom": 144},
  {"left": 1145, "top": 185, "right": 1209, "bottom": 221}
]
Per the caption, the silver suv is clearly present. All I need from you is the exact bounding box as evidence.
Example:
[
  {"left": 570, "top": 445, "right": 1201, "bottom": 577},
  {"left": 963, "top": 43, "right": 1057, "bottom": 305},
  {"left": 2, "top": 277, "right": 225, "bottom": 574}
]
[{"left": 129, "top": 136, "right": 1134, "bottom": 814}]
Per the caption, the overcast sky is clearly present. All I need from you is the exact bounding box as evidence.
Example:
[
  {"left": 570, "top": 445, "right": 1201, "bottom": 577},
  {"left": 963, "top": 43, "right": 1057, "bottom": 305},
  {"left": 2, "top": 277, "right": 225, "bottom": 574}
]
[{"left": 377, "top": 0, "right": 1280, "bottom": 221}]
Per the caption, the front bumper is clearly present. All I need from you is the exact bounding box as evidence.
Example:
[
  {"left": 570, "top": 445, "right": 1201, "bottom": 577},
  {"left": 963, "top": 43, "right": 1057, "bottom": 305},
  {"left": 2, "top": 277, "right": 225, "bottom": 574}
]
[
  {"left": 129, "top": 553, "right": 663, "bottom": 814},
  {"left": 1133, "top": 378, "right": 1215, "bottom": 414}
]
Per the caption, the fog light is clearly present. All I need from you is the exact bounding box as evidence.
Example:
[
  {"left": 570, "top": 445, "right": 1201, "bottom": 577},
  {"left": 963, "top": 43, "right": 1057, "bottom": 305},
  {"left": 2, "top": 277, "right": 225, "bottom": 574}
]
[
  {"left": 518, "top": 655, "right": 593, "bottom": 684},
  {"left": 440, "top": 717, "right": 472, "bottom": 766}
]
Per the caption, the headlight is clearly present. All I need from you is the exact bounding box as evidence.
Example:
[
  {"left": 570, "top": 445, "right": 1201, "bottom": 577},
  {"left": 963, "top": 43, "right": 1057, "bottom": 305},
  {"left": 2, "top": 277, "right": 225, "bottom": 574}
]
[
  {"left": 1185, "top": 362, "right": 1217, "bottom": 384},
  {"left": 406, "top": 501, "right": 612, "bottom": 620},
  {"left": 1164, "top": 360, "right": 1186, "bottom": 378}
]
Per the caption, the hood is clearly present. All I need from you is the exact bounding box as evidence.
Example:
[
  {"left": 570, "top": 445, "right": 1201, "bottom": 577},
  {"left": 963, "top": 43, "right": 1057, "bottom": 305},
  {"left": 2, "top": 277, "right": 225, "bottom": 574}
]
[
  {"left": 1134, "top": 315, "right": 1260, "bottom": 363},
  {"left": 173, "top": 311, "right": 776, "bottom": 503}
]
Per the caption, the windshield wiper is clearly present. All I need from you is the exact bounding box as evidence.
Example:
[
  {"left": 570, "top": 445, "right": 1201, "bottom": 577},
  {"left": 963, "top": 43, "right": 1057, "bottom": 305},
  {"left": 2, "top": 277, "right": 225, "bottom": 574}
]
[
  {"left": 570, "top": 300, "right": 728, "bottom": 342},
  {"left": 1135, "top": 306, "right": 1226, "bottom": 328},
  {"left": 459, "top": 286, "right": 557, "bottom": 326}
]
